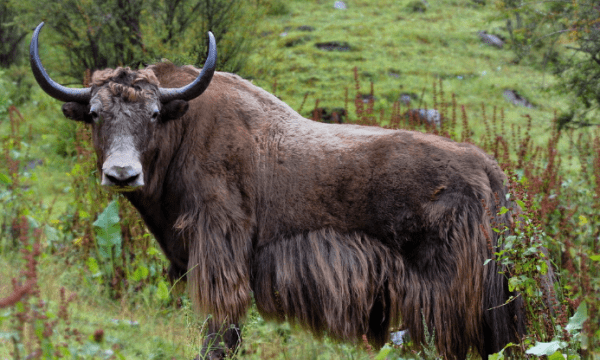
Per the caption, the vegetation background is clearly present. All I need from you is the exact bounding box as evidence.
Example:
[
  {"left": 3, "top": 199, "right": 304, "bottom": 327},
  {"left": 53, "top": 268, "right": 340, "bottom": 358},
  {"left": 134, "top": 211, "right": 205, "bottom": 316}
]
[{"left": 0, "top": 0, "right": 599, "bottom": 359}]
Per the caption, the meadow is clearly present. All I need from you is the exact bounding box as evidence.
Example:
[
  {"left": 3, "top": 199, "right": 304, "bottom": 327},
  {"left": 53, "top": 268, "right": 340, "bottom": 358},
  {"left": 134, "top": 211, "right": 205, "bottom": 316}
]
[{"left": 0, "top": 0, "right": 598, "bottom": 359}]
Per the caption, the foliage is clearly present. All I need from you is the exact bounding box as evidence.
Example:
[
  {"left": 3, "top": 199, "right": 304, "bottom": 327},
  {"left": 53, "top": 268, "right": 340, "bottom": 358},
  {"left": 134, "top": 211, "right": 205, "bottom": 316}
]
[
  {"left": 8, "top": 0, "right": 266, "bottom": 81},
  {"left": 0, "top": 217, "right": 124, "bottom": 360},
  {"left": 555, "top": 1, "right": 600, "bottom": 126},
  {"left": 189, "top": 0, "right": 263, "bottom": 75},
  {"left": 0, "top": 0, "right": 27, "bottom": 68},
  {"left": 495, "top": 0, "right": 565, "bottom": 66},
  {"left": 496, "top": 0, "right": 600, "bottom": 127},
  {"left": 0, "top": 70, "right": 12, "bottom": 118}
]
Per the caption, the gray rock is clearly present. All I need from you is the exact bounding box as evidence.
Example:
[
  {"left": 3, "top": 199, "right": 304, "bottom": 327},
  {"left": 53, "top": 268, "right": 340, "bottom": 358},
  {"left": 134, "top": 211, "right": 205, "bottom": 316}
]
[
  {"left": 404, "top": 109, "right": 442, "bottom": 127},
  {"left": 297, "top": 25, "right": 315, "bottom": 32},
  {"left": 399, "top": 94, "right": 412, "bottom": 105},
  {"left": 478, "top": 30, "right": 504, "bottom": 49},
  {"left": 503, "top": 89, "right": 534, "bottom": 108},
  {"left": 334, "top": 1, "right": 346, "bottom": 9},
  {"left": 391, "top": 330, "right": 410, "bottom": 345},
  {"left": 315, "top": 41, "right": 351, "bottom": 51},
  {"left": 25, "top": 159, "right": 43, "bottom": 171}
]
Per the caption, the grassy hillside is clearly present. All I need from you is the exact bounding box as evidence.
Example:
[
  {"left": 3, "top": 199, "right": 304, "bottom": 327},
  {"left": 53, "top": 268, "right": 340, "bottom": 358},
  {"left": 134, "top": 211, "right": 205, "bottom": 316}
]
[
  {"left": 1, "top": 0, "right": 598, "bottom": 359},
  {"left": 248, "top": 0, "right": 567, "bottom": 142}
]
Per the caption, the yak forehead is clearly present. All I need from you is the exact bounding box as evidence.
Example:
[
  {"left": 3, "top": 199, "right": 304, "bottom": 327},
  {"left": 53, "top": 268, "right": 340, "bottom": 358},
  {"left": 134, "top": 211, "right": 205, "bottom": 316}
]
[
  {"left": 91, "top": 66, "right": 159, "bottom": 88},
  {"left": 91, "top": 67, "right": 160, "bottom": 108}
]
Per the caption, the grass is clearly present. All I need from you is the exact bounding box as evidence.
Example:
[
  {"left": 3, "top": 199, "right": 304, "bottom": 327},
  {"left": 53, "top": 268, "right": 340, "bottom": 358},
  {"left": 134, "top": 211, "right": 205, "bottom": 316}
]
[
  {"left": 0, "top": 254, "right": 376, "bottom": 360},
  {"left": 0, "top": 255, "right": 188, "bottom": 359}
]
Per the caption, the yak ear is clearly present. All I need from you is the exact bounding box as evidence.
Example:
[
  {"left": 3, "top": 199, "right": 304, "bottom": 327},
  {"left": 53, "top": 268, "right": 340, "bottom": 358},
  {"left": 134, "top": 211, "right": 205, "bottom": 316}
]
[
  {"left": 160, "top": 100, "right": 189, "bottom": 122},
  {"left": 62, "top": 102, "right": 91, "bottom": 123}
]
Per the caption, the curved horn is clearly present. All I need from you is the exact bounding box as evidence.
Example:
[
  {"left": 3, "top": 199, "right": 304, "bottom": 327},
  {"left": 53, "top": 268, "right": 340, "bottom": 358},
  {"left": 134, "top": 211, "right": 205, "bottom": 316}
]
[
  {"left": 159, "top": 31, "right": 217, "bottom": 103},
  {"left": 30, "top": 22, "right": 91, "bottom": 103}
]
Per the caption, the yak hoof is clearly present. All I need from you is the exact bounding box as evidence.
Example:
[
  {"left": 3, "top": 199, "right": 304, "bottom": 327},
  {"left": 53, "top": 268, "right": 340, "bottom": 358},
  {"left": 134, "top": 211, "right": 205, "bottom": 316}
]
[
  {"left": 195, "top": 348, "right": 226, "bottom": 360},
  {"left": 197, "top": 328, "right": 240, "bottom": 360}
]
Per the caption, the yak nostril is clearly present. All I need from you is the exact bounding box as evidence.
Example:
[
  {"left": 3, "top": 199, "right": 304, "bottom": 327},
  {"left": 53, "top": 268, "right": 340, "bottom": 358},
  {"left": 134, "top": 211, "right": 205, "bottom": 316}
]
[
  {"left": 102, "top": 165, "right": 144, "bottom": 188},
  {"left": 105, "top": 172, "right": 139, "bottom": 185},
  {"left": 105, "top": 165, "right": 139, "bottom": 182}
]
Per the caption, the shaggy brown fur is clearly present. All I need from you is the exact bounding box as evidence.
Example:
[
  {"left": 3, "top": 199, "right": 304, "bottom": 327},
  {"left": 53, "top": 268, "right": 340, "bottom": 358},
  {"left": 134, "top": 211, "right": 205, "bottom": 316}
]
[
  {"left": 53, "top": 61, "right": 526, "bottom": 359},
  {"left": 91, "top": 67, "right": 158, "bottom": 102}
]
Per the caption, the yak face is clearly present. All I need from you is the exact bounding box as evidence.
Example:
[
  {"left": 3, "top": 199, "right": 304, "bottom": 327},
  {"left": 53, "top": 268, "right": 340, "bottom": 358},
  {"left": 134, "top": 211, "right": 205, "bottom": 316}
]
[
  {"left": 29, "top": 21, "right": 216, "bottom": 192},
  {"left": 61, "top": 69, "right": 189, "bottom": 192}
]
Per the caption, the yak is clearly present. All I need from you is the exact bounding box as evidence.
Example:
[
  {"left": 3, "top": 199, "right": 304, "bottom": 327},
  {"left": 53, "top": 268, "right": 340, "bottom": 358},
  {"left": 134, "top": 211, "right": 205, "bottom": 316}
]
[{"left": 30, "top": 22, "right": 525, "bottom": 359}]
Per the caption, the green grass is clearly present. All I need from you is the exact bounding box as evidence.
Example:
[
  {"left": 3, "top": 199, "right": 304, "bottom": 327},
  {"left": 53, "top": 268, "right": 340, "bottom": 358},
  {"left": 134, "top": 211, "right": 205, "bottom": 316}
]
[{"left": 0, "top": 254, "right": 376, "bottom": 359}]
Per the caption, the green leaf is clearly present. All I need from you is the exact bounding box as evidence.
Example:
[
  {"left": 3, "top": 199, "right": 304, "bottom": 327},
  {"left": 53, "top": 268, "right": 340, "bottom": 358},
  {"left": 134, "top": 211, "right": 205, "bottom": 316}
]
[
  {"left": 44, "top": 225, "right": 60, "bottom": 246},
  {"left": 498, "top": 206, "right": 509, "bottom": 215},
  {"left": 489, "top": 352, "right": 504, "bottom": 360},
  {"left": 93, "top": 200, "right": 122, "bottom": 259},
  {"left": 590, "top": 254, "right": 600, "bottom": 261},
  {"left": 566, "top": 301, "right": 587, "bottom": 333},
  {"left": 548, "top": 351, "right": 565, "bottom": 360},
  {"left": 508, "top": 276, "right": 520, "bottom": 292},
  {"left": 86, "top": 257, "right": 101, "bottom": 277},
  {"left": 484, "top": 259, "right": 493, "bottom": 266},
  {"left": 93, "top": 200, "right": 120, "bottom": 228},
  {"left": 526, "top": 341, "right": 565, "bottom": 355},
  {"left": 27, "top": 216, "right": 39, "bottom": 229},
  {"left": 147, "top": 247, "right": 161, "bottom": 256},
  {"left": 374, "top": 344, "right": 392, "bottom": 360},
  {"left": 0, "top": 173, "right": 11, "bottom": 185},
  {"left": 132, "top": 265, "right": 149, "bottom": 282},
  {"left": 156, "top": 280, "right": 170, "bottom": 301},
  {"left": 0, "top": 331, "right": 19, "bottom": 341}
]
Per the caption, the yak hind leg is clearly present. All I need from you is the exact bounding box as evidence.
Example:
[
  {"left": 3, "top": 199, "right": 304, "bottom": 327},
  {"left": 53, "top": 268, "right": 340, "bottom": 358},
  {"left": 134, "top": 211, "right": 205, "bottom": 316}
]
[
  {"left": 366, "top": 291, "right": 392, "bottom": 349},
  {"left": 197, "top": 321, "right": 241, "bottom": 360}
]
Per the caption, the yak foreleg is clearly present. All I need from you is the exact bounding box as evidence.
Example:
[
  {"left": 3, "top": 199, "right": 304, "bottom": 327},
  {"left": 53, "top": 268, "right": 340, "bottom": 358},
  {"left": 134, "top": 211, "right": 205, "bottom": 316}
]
[{"left": 198, "top": 321, "right": 242, "bottom": 360}]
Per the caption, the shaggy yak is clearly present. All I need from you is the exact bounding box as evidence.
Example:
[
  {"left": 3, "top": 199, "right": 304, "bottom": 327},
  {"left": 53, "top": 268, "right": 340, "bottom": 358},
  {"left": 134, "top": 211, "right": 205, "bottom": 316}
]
[{"left": 31, "top": 22, "right": 525, "bottom": 359}]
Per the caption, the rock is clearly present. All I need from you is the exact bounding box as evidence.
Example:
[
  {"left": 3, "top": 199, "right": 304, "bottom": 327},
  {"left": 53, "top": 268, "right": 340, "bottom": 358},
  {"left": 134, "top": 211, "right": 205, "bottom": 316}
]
[
  {"left": 297, "top": 25, "right": 315, "bottom": 32},
  {"left": 405, "top": 0, "right": 427, "bottom": 12},
  {"left": 360, "top": 94, "right": 376, "bottom": 104},
  {"left": 404, "top": 109, "right": 442, "bottom": 127},
  {"left": 283, "top": 35, "right": 311, "bottom": 47},
  {"left": 334, "top": 1, "right": 346, "bottom": 10},
  {"left": 399, "top": 94, "right": 413, "bottom": 106},
  {"left": 391, "top": 330, "right": 410, "bottom": 345},
  {"left": 478, "top": 30, "right": 504, "bottom": 49},
  {"left": 312, "top": 107, "right": 347, "bottom": 123},
  {"left": 25, "top": 159, "right": 43, "bottom": 171},
  {"left": 315, "top": 41, "right": 351, "bottom": 51},
  {"left": 503, "top": 89, "right": 534, "bottom": 108}
]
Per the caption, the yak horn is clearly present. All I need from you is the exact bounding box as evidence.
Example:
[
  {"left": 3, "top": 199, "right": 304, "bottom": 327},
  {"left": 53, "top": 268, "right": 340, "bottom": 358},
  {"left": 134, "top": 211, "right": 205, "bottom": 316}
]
[
  {"left": 159, "top": 31, "right": 217, "bottom": 103},
  {"left": 30, "top": 22, "right": 91, "bottom": 103}
]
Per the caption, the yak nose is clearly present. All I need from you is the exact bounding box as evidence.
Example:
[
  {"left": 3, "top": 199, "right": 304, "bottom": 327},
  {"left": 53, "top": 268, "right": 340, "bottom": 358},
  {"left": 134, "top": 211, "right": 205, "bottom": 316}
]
[{"left": 101, "top": 158, "right": 144, "bottom": 189}]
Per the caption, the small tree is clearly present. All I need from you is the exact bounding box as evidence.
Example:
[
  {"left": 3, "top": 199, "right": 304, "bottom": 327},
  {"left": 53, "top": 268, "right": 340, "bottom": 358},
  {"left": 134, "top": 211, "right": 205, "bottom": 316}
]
[
  {"left": 12, "top": 0, "right": 265, "bottom": 82},
  {"left": 496, "top": 0, "right": 566, "bottom": 66},
  {"left": 555, "top": 1, "right": 600, "bottom": 126},
  {"left": 0, "top": 0, "right": 27, "bottom": 67},
  {"left": 146, "top": 0, "right": 263, "bottom": 75},
  {"left": 496, "top": 0, "right": 600, "bottom": 127}
]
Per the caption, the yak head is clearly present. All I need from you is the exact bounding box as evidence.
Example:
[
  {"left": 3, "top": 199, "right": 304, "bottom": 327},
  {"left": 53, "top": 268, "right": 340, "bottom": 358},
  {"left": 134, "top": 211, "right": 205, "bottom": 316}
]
[{"left": 30, "top": 22, "right": 216, "bottom": 192}]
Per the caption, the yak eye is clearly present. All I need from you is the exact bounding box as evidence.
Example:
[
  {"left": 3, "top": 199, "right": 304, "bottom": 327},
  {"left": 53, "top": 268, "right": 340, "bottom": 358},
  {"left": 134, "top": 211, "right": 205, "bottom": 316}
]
[
  {"left": 89, "top": 110, "right": 99, "bottom": 120},
  {"left": 151, "top": 109, "right": 159, "bottom": 120}
]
